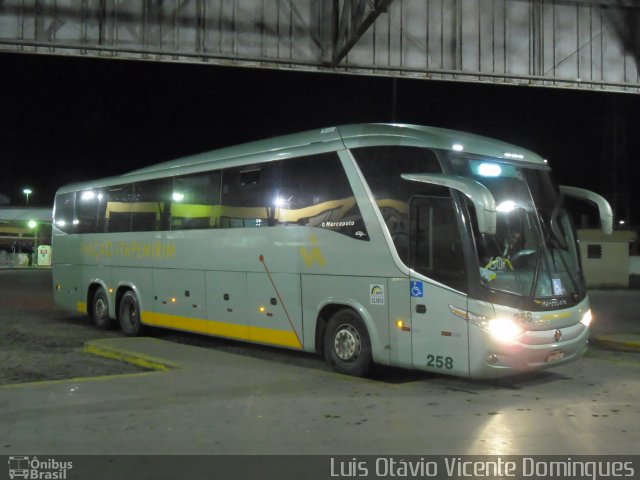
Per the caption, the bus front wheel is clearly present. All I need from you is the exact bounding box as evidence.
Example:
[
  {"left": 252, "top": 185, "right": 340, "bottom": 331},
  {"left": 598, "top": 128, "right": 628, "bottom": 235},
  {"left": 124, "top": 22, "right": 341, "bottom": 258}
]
[
  {"left": 91, "top": 287, "right": 114, "bottom": 330},
  {"left": 119, "top": 291, "right": 144, "bottom": 336},
  {"left": 323, "top": 309, "right": 372, "bottom": 377}
]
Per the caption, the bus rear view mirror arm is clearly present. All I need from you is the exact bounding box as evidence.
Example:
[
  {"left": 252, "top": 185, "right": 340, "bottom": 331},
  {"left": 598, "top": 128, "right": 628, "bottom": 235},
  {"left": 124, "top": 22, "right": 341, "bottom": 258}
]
[
  {"left": 559, "top": 185, "right": 613, "bottom": 235},
  {"left": 401, "top": 173, "right": 497, "bottom": 235}
]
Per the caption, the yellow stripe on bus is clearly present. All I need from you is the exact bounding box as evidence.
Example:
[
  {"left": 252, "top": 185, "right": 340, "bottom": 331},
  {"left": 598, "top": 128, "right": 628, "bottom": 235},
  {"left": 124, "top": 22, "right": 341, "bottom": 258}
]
[{"left": 141, "top": 311, "right": 302, "bottom": 349}]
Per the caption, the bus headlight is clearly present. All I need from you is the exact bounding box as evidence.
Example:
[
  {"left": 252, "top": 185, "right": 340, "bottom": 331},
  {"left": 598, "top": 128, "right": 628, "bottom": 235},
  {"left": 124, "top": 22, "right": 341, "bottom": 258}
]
[
  {"left": 487, "top": 318, "right": 523, "bottom": 342},
  {"left": 580, "top": 309, "right": 593, "bottom": 327}
]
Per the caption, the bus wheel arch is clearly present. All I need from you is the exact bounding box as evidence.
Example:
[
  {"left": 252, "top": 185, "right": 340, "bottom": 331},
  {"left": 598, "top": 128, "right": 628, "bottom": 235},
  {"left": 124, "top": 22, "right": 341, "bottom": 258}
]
[
  {"left": 315, "top": 304, "right": 347, "bottom": 355},
  {"left": 88, "top": 283, "right": 114, "bottom": 330},
  {"left": 117, "top": 288, "right": 145, "bottom": 336},
  {"left": 321, "top": 307, "right": 372, "bottom": 377}
]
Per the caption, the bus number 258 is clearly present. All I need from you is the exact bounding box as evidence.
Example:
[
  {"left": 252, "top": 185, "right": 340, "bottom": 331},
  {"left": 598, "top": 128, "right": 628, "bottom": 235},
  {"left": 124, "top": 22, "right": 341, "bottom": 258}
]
[{"left": 426, "top": 354, "right": 453, "bottom": 369}]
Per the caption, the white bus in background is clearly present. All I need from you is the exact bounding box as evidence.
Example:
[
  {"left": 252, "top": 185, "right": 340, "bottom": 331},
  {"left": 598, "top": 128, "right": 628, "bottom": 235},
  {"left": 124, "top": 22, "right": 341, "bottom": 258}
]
[{"left": 52, "top": 124, "right": 612, "bottom": 379}]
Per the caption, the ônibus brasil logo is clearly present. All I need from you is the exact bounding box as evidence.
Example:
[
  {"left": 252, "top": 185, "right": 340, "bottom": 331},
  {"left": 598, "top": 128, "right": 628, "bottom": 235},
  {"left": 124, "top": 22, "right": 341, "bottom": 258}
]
[{"left": 8, "top": 456, "right": 73, "bottom": 479}]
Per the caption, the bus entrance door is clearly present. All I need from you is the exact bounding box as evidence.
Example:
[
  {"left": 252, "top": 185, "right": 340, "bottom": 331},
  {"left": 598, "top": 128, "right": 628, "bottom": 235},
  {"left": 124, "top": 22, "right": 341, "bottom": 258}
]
[{"left": 409, "top": 196, "right": 470, "bottom": 377}]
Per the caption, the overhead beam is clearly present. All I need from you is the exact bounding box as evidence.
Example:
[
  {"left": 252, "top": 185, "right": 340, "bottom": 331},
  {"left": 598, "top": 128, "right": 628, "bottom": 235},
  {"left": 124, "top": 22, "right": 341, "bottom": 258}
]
[
  {"left": 605, "top": 0, "right": 640, "bottom": 70},
  {"left": 0, "top": 0, "right": 637, "bottom": 93},
  {"left": 332, "top": 0, "right": 394, "bottom": 65}
]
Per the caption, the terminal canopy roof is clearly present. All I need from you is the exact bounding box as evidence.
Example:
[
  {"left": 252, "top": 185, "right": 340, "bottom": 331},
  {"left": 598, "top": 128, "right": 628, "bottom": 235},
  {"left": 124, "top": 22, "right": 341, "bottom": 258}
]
[{"left": 0, "top": 208, "right": 52, "bottom": 223}]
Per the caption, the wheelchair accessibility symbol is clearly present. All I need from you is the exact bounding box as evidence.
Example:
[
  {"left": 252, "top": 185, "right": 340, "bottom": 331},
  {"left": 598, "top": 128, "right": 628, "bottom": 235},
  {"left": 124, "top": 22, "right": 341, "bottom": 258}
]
[{"left": 410, "top": 281, "right": 424, "bottom": 297}]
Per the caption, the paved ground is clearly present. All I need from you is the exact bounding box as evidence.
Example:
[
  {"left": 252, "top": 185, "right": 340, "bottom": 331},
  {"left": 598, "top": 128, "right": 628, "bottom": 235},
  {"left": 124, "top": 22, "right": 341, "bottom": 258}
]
[
  {"left": 0, "top": 269, "right": 145, "bottom": 385},
  {"left": 588, "top": 289, "right": 640, "bottom": 351},
  {"left": 2, "top": 335, "right": 639, "bottom": 456}
]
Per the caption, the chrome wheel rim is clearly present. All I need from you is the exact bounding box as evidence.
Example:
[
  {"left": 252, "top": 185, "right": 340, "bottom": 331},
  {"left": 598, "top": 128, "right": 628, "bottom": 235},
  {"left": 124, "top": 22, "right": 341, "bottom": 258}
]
[
  {"left": 94, "top": 297, "right": 107, "bottom": 319},
  {"left": 334, "top": 324, "right": 360, "bottom": 362}
]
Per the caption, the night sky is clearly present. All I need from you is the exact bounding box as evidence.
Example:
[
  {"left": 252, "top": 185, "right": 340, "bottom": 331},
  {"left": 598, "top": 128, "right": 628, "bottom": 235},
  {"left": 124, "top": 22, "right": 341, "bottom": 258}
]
[{"left": 1, "top": 51, "right": 639, "bottom": 226}]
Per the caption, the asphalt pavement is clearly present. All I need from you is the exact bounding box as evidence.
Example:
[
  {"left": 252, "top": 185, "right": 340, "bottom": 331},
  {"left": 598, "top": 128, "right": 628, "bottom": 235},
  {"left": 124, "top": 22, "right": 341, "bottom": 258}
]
[{"left": 587, "top": 289, "right": 640, "bottom": 352}]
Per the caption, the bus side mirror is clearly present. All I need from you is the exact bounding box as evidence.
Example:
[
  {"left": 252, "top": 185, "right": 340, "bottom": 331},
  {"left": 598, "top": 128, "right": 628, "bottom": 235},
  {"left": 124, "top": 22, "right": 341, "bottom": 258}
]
[
  {"left": 401, "top": 173, "right": 497, "bottom": 235},
  {"left": 559, "top": 186, "right": 613, "bottom": 235}
]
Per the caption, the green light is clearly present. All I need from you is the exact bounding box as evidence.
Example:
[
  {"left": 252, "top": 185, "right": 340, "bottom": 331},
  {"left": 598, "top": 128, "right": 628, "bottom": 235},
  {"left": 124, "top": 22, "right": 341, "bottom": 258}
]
[{"left": 28, "top": 220, "right": 37, "bottom": 229}]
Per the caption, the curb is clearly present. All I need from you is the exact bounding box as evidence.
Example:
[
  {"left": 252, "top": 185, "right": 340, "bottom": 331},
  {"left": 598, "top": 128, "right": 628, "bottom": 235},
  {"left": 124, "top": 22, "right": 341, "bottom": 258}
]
[
  {"left": 83, "top": 339, "right": 179, "bottom": 372},
  {"left": 0, "top": 266, "right": 52, "bottom": 270},
  {"left": 590, "top": 334, "right": 640, "bottom": 353},
  {"left": 0, "top": 339, "right": 177, "bottom": 389}
]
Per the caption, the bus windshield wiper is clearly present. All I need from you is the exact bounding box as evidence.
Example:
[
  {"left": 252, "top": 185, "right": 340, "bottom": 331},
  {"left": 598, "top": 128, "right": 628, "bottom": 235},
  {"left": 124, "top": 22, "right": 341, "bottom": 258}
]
[
  {"left": 537, "top": 210, "right": 579, "bottom": 297},
  {"left": 548, "top": 193, "right": 568, "bottom": 250}
]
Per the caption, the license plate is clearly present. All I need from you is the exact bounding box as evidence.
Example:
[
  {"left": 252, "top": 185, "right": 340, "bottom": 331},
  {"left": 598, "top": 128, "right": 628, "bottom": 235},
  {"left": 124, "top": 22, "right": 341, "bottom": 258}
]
[{"left": 546, "top": 350, "right": 565, "bottom": 362}]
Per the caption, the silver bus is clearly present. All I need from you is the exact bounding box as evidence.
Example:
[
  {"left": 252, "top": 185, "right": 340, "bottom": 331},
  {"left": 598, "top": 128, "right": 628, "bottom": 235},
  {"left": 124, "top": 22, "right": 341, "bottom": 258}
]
[{"left": 52, "top": 124, "right": 612, "bottom": 378}]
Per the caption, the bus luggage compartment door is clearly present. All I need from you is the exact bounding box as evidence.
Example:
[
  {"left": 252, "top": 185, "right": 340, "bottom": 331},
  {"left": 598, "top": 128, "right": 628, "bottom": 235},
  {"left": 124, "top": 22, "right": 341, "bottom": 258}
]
[
  {"left": 152, "top": 268, "right": 207, "bottom": 331},
  {"left": 247, "top": 272, "right": 304, "bottom": 350}
]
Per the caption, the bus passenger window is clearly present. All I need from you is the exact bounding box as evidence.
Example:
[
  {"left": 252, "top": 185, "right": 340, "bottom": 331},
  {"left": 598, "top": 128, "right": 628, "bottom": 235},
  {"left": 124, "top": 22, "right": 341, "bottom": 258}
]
[
  {"left": 132, "top": 178, "right": 173, "bottom": 232},
  {"left": 217, "top": 153, "right": 367, "bottom": 238},
  {"left": 278, "top": 152, "right": 368, "bottom": 240},
  {"left": 103, "top": 185, "right": 133, "bottom": 233},
  {"left": 53, "top": 192, "right": 75, "bottom": 234},
  {"left": 171, "top": 171, "right": 222, "bottom": 230},
  {"left": 75, "top": 189, "right": 102, "bottom": 234},
  {"left": 239, "top": 169, "right": 260, "bottom": 186},
  {"left": 352, "top": 146, "right": 444, "bottom": 258},
  {"left": 220, "top": 164, "right": 275, "bottom": 228}
]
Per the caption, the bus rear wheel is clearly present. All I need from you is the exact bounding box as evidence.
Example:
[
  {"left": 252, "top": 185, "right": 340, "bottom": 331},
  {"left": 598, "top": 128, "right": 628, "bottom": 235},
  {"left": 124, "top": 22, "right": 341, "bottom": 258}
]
[
  {"left": 323, "top": 309, "right": 372, "bottom": 377},
  {"left": 119, "top": 291, "right": 144, "bottom": 336},
  {"left": 91, "top": 287, "right": 114, "bottom": 330}
]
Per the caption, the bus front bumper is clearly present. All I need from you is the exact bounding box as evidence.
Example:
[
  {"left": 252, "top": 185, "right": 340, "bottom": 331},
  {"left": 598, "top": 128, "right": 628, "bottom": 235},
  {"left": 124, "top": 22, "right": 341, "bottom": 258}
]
[{"left": 468, "top": 322, "right": 590, "bottom": 379}]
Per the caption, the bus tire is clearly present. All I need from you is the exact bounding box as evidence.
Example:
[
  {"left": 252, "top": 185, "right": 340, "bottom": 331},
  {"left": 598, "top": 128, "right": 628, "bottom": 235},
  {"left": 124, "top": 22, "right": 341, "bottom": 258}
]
[
  {"left": 323, "top": 309, "right": 372, "bottom": 377},
  {"left": 119, "top": 291, "right": 144, "bottom": 336},
  {"left": 91, "top": 287, "right": 114, "bottom": 330}
]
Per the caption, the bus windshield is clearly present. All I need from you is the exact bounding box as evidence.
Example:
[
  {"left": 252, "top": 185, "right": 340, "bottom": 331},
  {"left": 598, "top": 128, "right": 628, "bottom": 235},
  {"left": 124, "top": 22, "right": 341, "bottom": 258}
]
[{"left": 450, "top": 155, "right": 586, "bottom": 304}]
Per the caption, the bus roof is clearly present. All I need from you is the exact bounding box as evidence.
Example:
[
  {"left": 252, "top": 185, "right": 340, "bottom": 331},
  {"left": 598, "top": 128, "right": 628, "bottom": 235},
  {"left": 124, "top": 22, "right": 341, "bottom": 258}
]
[{"left": 56, "top": 123, "right": 546, "bottom": 193}]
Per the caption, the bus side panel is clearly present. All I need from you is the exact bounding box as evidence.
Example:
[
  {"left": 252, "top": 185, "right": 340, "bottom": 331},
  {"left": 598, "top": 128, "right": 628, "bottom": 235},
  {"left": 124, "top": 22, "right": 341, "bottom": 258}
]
[
  {"left": 52, "top": 233, "right": 85, "bottom": 314},
  {"left": 52, "top": 263, "right": 83, "bottom": 314},
  {"left": 148, "top": 268, "right": 206, "bottom": 331},
  {"left": 301, "top": 275, "right": 390, "bottom": 366},
  {"left": 248, "top": 273, "right": 304, "bottom": 350},
  {"left": 205, "top": 270, "right": 250, "bottom": 342},
  {"left": 387, "top": 276, "right": 413, "bottom": 368},
  {"left": 411, "top": 282, "right": 470, "bottom": 377}
]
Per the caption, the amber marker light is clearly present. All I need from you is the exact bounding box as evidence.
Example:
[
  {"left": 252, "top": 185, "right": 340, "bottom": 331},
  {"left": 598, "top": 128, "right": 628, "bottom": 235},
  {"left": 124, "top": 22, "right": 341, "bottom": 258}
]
[
  {"left": 259, "top": 306, "right": 266, "bottom": 313},
  {"left": 171, "top": 298, "right": 177, "bottom": 303},
  {"left": 396, "top": 320, "right": 411, "bottom": 332}
]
